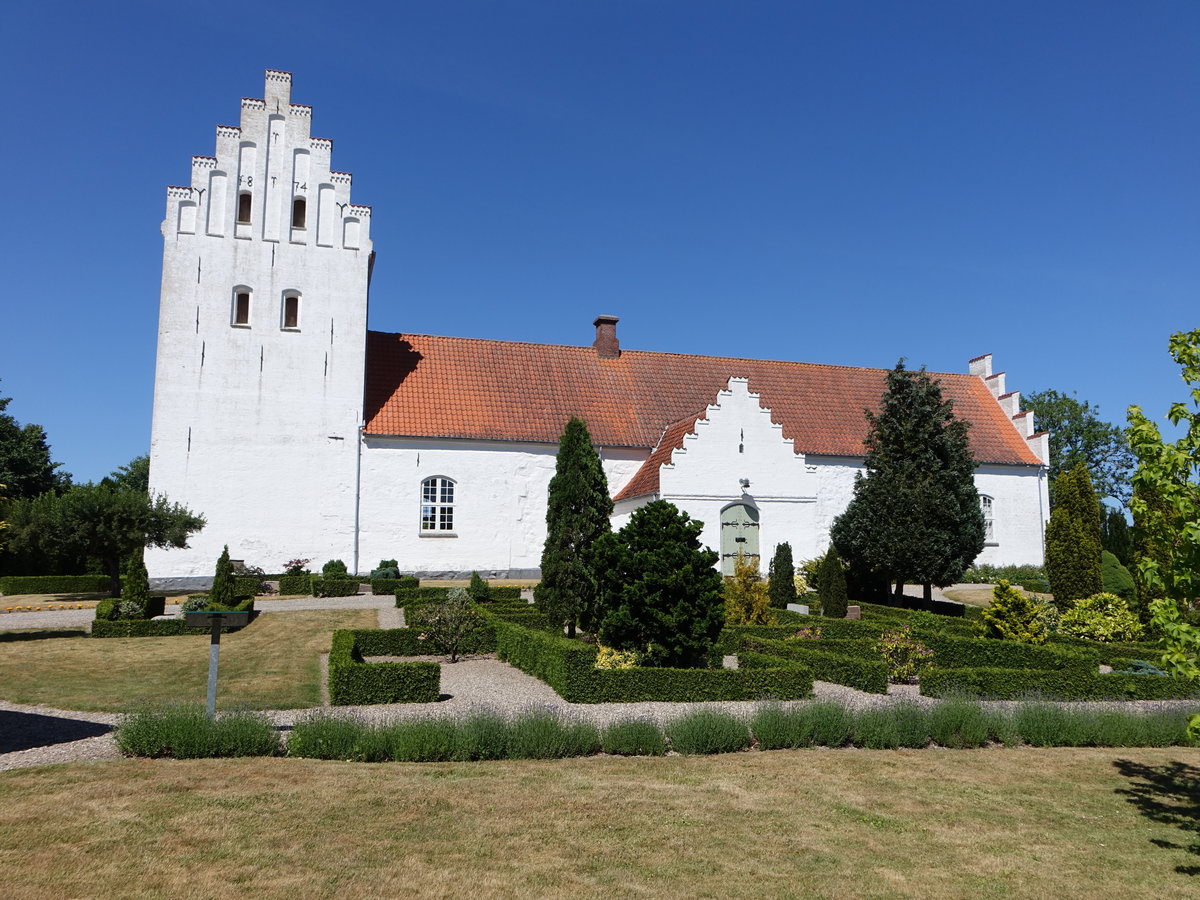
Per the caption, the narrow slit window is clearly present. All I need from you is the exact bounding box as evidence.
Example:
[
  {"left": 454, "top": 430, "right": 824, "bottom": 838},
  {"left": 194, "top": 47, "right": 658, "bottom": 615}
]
[
  {"left": 980, "top": 495, "right": 995, "bottom": 542},
  {"left": 283, "top": 294, "right": 300, "bottom": 330},
  {"left": 237, "top": 192, "right": 252, "bottom": 224},
  {"left": 292, "top": 197, "right": 307, "bottom": 229},
  {"left": 420, "top": 476, "right": 456, "bottom": 532},
  {"left": 233, "top": 291, "right": 251, "bottom": 326}
]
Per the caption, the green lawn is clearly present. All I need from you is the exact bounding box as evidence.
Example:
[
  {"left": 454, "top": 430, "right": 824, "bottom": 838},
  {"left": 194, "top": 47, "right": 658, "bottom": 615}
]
[
  {"left": 0, "top": 609, "right": 377, "bottom": 712},
  {"left": 0, "top": 749, "right": 1196, "bottom": 898}
]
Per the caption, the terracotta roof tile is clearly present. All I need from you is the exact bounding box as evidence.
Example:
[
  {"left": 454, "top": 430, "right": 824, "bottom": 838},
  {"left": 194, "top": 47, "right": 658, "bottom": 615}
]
[
  {"left": 613, "top": 412, "right": 706, "bottom": 501},
  {"left": 363, "top": 332, "right": 1043, "bottom": 469}
]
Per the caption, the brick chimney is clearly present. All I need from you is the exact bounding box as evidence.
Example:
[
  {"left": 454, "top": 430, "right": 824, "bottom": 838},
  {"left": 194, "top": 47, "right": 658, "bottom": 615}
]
[{"left": 593, "top": 315, "right": 620, "bottom": 359}]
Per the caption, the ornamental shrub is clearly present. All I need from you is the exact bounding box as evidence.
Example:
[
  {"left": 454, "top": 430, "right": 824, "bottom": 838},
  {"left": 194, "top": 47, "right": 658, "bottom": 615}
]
[
  {"left": 123, "top": 553, "right": 150, "bottom": 607},
  {"left": 1059, "top": 592, "right": 1144, "bottom": 643},
  {"left": 928, "top": 697, "right": 989, "bottom": 748},
  {"left": 767, "top": 542, "right": 797, "bottom": 610},
  {"left": 724, "top": 554, "right": 776, "bottom": 626},
  {"left": 592, "top": 500, "right": 724, "bottom": 668},
  {"left": 1100, "top": 550, "right": 1137, "bottom": 605},
  {"left": 818, "top": 548, "right": 849, "bottom": 619},
  {"left": 875, "top": 625, "right": 934, "bottom": 683},
  {"left": 665, "top": 710, "right": 750, "bottom": 755},
  {"left": 468, "top": 571, "right": 492, "bottom": 604},
  {"left": 210, "top": 545, "right": 235, "bottom": 607},
  {"left": 977, "top": 580, "right": 1049, "bottom": 644},
  {"left": 594, "top": 645, "right": 639, "bottom": 669},
  {"left": 118, "top": 599, "right": 144, "bottom": 619},
  {"left": 796, "top": 556, "right": 824, "bottom": 595},
  {"left": 284, "top": 558, "right": 311, "bottom": 576},
  {"left": 1044, "top": 463, "right": 1103, "bottom": 609},
  {"left": 410, "top": 587, "right": 487, "bottom": 662},
  {"left": 370, "top": 559, "right": 400, "bottom": 579},
  {"left": 322, "top": 559, "right": 349, "bottom": 578},
  {"left": 601, "top": 719, "right": 666, "bottom": 756}
]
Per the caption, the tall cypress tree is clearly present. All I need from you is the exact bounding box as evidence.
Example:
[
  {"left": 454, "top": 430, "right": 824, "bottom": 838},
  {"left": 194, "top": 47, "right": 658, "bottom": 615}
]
[
  {"left": 831, "top": 361, "right": 985, "bottom": 600},
  {"left": 534, "top": 418, "right": 613, "bottom": 637},
  {"left": 210, "top": 544, "right": 235, "bottom": 608},
  {"left": 1044, "top": 463, "right": 1103, "bottom": 609},
  {"left": 767, "top": 541, "right": 796, "bottom": 610}
]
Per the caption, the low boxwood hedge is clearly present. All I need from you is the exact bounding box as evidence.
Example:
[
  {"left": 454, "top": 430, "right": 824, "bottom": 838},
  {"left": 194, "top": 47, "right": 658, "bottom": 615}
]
[
  {"left": 1046, "top": 633, "right": 1161, "bottom": 666},
  {"left": 353, "top": 625, "right": 498, "bottom": 657},
  {"left": 492, "top": 619, "right": 813, "bottom": 703},
  {"left": 0, "top": 575, "right": 111, "bottom": 595},
  {"left": 920, "top": 666, "right": 1200, "bottom": 701},
  {"left": 370, "top": 576, "right": 420, "bottom": 595},
  {"left": 92, "top": 598, "right": 256, "bottom": 638},
  {"left": 328, "top": 630, "right": 440, "bottom": 704},
  {"left": 313, "top": 578, "right": 360, "bottom": 598},
  {"left": 395, "top": 586, "right": 453, "bottom": 607},
  {"left": 919, "top": 633, "right": 1096, "bottom": 673},
  {"left": 737, "top": 636, "right": 889, "bottom": 693}
]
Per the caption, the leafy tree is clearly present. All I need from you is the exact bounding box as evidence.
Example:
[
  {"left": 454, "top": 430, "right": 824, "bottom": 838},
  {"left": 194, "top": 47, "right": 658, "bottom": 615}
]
[
  {"left": 977, "top": 580, "right": 1049, "bottom": 644},
  {"left": 831, "top": 361, "right": 985, "bottom": 601},
  {"left": 1024, "top": 389, "right": 1134, "bottom": 506},
  {"left": 723, "top": 553, "right": 775, "bottom": 626},
  {"left": 5, "top": 481, "right": 205, "bottom": 595},
  {"left": 817, "top": 548, "right": 849, "bottom": 618},
  {"left": 1100, "top": 506, "right": 1132, "bottom": 566},
  {"left": 1148, "top": 598, "right": 1200, "bottom": 745},
  {"left": 412, "top": 587, "right": 487, "bottom": 662},
  {"left": 0, "top": 483, "right": 7, "bottom": 552},
  {"left": 766, "top": 541, "right": 796, "bottom": 610},
  {"left": 535, "top": 418, "right": 613, "bottom": 637},
  {"left": 322, "top": 559, "right": 348, "bottom": 577},
  {"left": 211, "top": 545, "right": 235, "bottom": 607},
  {"left": 592, "top": 500, "right": 723, "bottom": 668},
  {"left": 1043, "top": 463, "right": 1103, "bottom": 609},
  {"left": 109, "top": 455, "right": 150, "bottom": 494},
  {"left": 1127, "top": 329, "right": 1200, "bottom": 611},
  {"left": 0, "top": 386, "right": 71, "bottom": 500}
]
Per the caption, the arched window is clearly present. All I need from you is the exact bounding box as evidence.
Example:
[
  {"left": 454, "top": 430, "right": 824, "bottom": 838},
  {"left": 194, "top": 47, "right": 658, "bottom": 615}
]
[
  {"left": 292, "top": 197, "right": 307, "bottom": 229},
  {"left": 980, "top": 495, "right": 995, "bottom": 542},
  {"left": 421, "top": 476, "right": 456, "bottom": 533},
  {"left": 232, "top": 288, "right": 251, "bottom": 326},
  {"left": 237, "top": 192, "right": 252, "bottom": 224},
  {"left": 282, "top": 292, "right": 300, "bottom": 330}
]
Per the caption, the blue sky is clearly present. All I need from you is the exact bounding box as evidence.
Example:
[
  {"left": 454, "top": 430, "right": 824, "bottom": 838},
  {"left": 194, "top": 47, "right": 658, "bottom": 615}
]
[{"left": 2, "top": 1, "right": 1196, "bottom": 485}]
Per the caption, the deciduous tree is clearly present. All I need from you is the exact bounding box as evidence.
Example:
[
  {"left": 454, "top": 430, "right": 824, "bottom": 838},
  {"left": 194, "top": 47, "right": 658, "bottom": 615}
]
[
  {"left": 0, "top": 387, "right": 70, "bottom": 500},
  {"left": 1024, "top": 389, "right": 1134, "bottom": 506},
  {"left": 535, "top": 418, "right": 613, "bottom": 637}
]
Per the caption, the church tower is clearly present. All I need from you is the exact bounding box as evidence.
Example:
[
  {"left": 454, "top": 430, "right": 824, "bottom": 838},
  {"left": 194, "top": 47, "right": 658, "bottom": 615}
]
[{"left": 147, "top": 70, "right": 373, "bottom": 580}]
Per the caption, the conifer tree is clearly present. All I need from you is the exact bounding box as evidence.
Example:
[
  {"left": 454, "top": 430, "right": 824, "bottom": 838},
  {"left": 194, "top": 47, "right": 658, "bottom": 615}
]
[
  {"left": 210, "top": 545, "right": 235, "bottom": 608},
  {"left": 766, "top": 541, "right": 796, "bottom": 610},
  {"left": 1044, "top": 463, "right": 1103, "bottom": 609},
  {"left": 592, "top": 500, "right": 724, "bottom": 667},
  {"left": 535, "top": 418, "right": 613, "bottom": 637},
  {"left": 830, "top": 361, "right": 985, "bottom": 600},
  {"left": 123, "top": 551, "right": 150, "bottom": 607},
  {"left": 817, "top": 548, "right": 849, "bottom": 618},
  {"left": 1100, "top": 506, "right": 1132, "bottom": 567}
]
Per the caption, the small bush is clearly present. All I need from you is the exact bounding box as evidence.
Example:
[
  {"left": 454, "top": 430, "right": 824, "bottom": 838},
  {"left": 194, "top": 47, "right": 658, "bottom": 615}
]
[
  {"left": 288, "top": 711, "right": 369, "bottom": 760},
  {"left": 601, "top": 720, "right": 667, "bottom": 756},
  {"left": 809, "top": 701, "right": 854, "bottom": 747},
  {"left": 411, "top": 587, "right": 488, "bottom": 662},
  {"left": 182, "top": 594, "right": 209, "bottom": 613},
  {"left": 595, "top": 645, "right": 640, "bottom": 669},
  {"left": 818, "top": 549, "right": 849, "bottom": 619},
  {"left": 888, "top": 702, "right": 932, "bottom": 748},
  {"left": 750, "top": 705, "right": 816, "bottom": 750},
  {"left": 507, "top": 711, "right": 600, "bottom": 760},
  {"left": 116, "top": 705, "right": 279, "bottom": 758},
  {"left": 283, "top": 558, "right": 312, "bottom": 576},
  {"left": 468, "top": 571, "right": 492, "bottom": 604},
  {"left": 875, "top": 626, "right": 934, "bottom": 684},
  {"left": 854, "top": 707, "right": 901, "bottom": 749},
  {"left": 1101, "top": 550, "right": 1137, "bottom": 604},
  {"left": 1059, "top": 592, "right": 1144, "bottom": 643},
  {"left": 666, "top": 710, "right": 751, "bottom": 755},
  {"left": 977, "top": 580, "right": 1049, "bottom": 644},
  {"left": 384, "top": 718, "right": 457, "bottom": 762},
  {"left": 322, "top": 559, "right": 349, "bottom": 577},
  {"left": 724, "top": 554, "right": 776, "bottom": 626},
  {"left": 211, "top": 545, "right": 235, "bottom": 608},
  {"left": 118, "top": 599, "right": 144, "bottom": 619},
  {"left": 928, "top": 697, "right": 989, "bottom": 748},
  {"left": 1013, "top": 703, "right": 1071, "bottom": 747},
  {"left": 278, "top": 574, "right": 313, "bottom": 596},
  {"left": 454, "top": 711, "right": 511, "bottom": 761}
]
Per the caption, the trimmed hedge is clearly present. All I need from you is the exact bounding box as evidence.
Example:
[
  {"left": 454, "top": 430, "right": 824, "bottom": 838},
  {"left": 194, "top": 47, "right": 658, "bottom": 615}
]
[
  {"left": 739, "top": 636, "right": 888, "bottom": 694},
  {"left": 353, "top": 625, "right": 497, "bottom": 657},
  {"left": 1047, "top": 633, "right": 1161, "bottom": 666},
  {"left": 92, "top": 598, "right": 256, "bottom": 638},
  {"left": 328, "top": 630, "right": 441, "bottom": 704},
  {"left": 233, "top": 575, "right": 264, "bottom": 597},
  {"left": 920, "top": 667, "right": 1200, "bottom": 701},
  {"left": 920, "top": 633, "right": 1096, "bottom": 673},
  {"left": 278, "top": 574, "right": 313, "bottom": 595},
  {"left": 313, "top": 578, "right": 361, "bottom": 598},
  {"left": 370, "top": 576, "right": 419, "bottom": 595},
  {"left": 493, "top": 618, "right": 813, "bottom": 703},
  {"left": 0, "top": 575, "right": 111, "bottom": 595},
  {"left": 395, "top": 586, "right": 453, "bottom": 606}
]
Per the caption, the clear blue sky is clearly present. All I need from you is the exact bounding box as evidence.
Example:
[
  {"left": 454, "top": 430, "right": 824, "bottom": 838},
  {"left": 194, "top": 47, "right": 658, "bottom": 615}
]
[{"left": 2, "top": 1, "right": 1196, "bottom": 485}]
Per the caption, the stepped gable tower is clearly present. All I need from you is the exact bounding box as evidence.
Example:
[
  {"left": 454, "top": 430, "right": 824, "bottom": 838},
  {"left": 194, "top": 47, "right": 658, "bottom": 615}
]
[{"left": 147, "top": 69, "right": 374, "bottom": 581}]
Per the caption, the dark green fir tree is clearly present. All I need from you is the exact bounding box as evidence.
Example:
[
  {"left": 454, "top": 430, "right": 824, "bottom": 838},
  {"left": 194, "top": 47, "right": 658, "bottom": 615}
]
[
  {"left": 1044, "top": 463, "right": 1103, "bottom": 609},
  {"left": 767, "top": 541, "right": 796, "bottom": 610}
]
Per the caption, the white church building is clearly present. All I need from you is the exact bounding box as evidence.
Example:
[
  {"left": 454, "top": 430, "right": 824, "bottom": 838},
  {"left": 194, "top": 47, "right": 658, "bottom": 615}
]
[{"left": 147, "top": 71, "right": 1050, "bottom": 583}]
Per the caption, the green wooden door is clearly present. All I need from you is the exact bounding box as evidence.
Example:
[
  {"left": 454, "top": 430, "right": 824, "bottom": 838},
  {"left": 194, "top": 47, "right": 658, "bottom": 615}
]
[{"left": 720, "top": 503, "right": 760, "bottom": 575}]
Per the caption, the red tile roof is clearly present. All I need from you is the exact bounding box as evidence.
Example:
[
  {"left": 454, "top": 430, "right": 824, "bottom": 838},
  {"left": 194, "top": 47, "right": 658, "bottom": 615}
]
[
  {"left": 613, "top": 412, "right": 708, "bottom": 501},
  {"left": 363, "top": 331, "right": 1043, "bottom": 471}
]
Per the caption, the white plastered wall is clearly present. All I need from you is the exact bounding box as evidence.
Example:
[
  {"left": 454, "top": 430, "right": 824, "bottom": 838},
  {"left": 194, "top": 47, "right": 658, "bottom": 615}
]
[
  {"left": 147, "top": 72, "right": 372, "bottom": 578},
  {"left": 357, "top": 437, "right": 647, "bottom": 576}
]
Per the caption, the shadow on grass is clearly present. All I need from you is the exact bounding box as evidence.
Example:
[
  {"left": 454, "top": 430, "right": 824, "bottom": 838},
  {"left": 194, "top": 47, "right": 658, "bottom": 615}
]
[
  {"left": 1114, "top": 757, "right": 1200, "bottom": 876},
  {"left": 0, "top": 710, "right": 112, "bottom": 754},
  {"left": 0, "top": 629, "right": 88, "bottom": 642}
]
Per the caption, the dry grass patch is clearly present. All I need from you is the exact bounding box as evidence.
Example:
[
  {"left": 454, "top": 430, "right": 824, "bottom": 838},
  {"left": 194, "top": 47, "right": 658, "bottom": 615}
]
[
  {"left": 0, "top": 609, "right": 376, "bottom": 712},
  {"left": 0, "top": 749, "right": 1197, "bottom": 898},
  {"left": 944, "top": 585, "right": 1054, "bottom": 608}
]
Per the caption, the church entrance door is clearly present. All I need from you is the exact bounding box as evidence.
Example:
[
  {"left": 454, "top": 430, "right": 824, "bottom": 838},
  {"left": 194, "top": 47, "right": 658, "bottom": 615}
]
[{"left": 720, "top": 502, "right": 760, "bottom": 575}]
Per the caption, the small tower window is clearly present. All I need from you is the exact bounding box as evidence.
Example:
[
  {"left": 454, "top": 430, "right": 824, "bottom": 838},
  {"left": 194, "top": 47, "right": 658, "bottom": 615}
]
[
  {"left": 292, "top": 197, "right": 307, "bottom": 229},
  {"left": 233, "top": 290, "right": 251, "bottom": 326},
  {"left": 282, "top": 293, "right": 300, "bottom": 330},
  {"left": 237, "top": 192, "right": 252, "bottom": 224}
]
